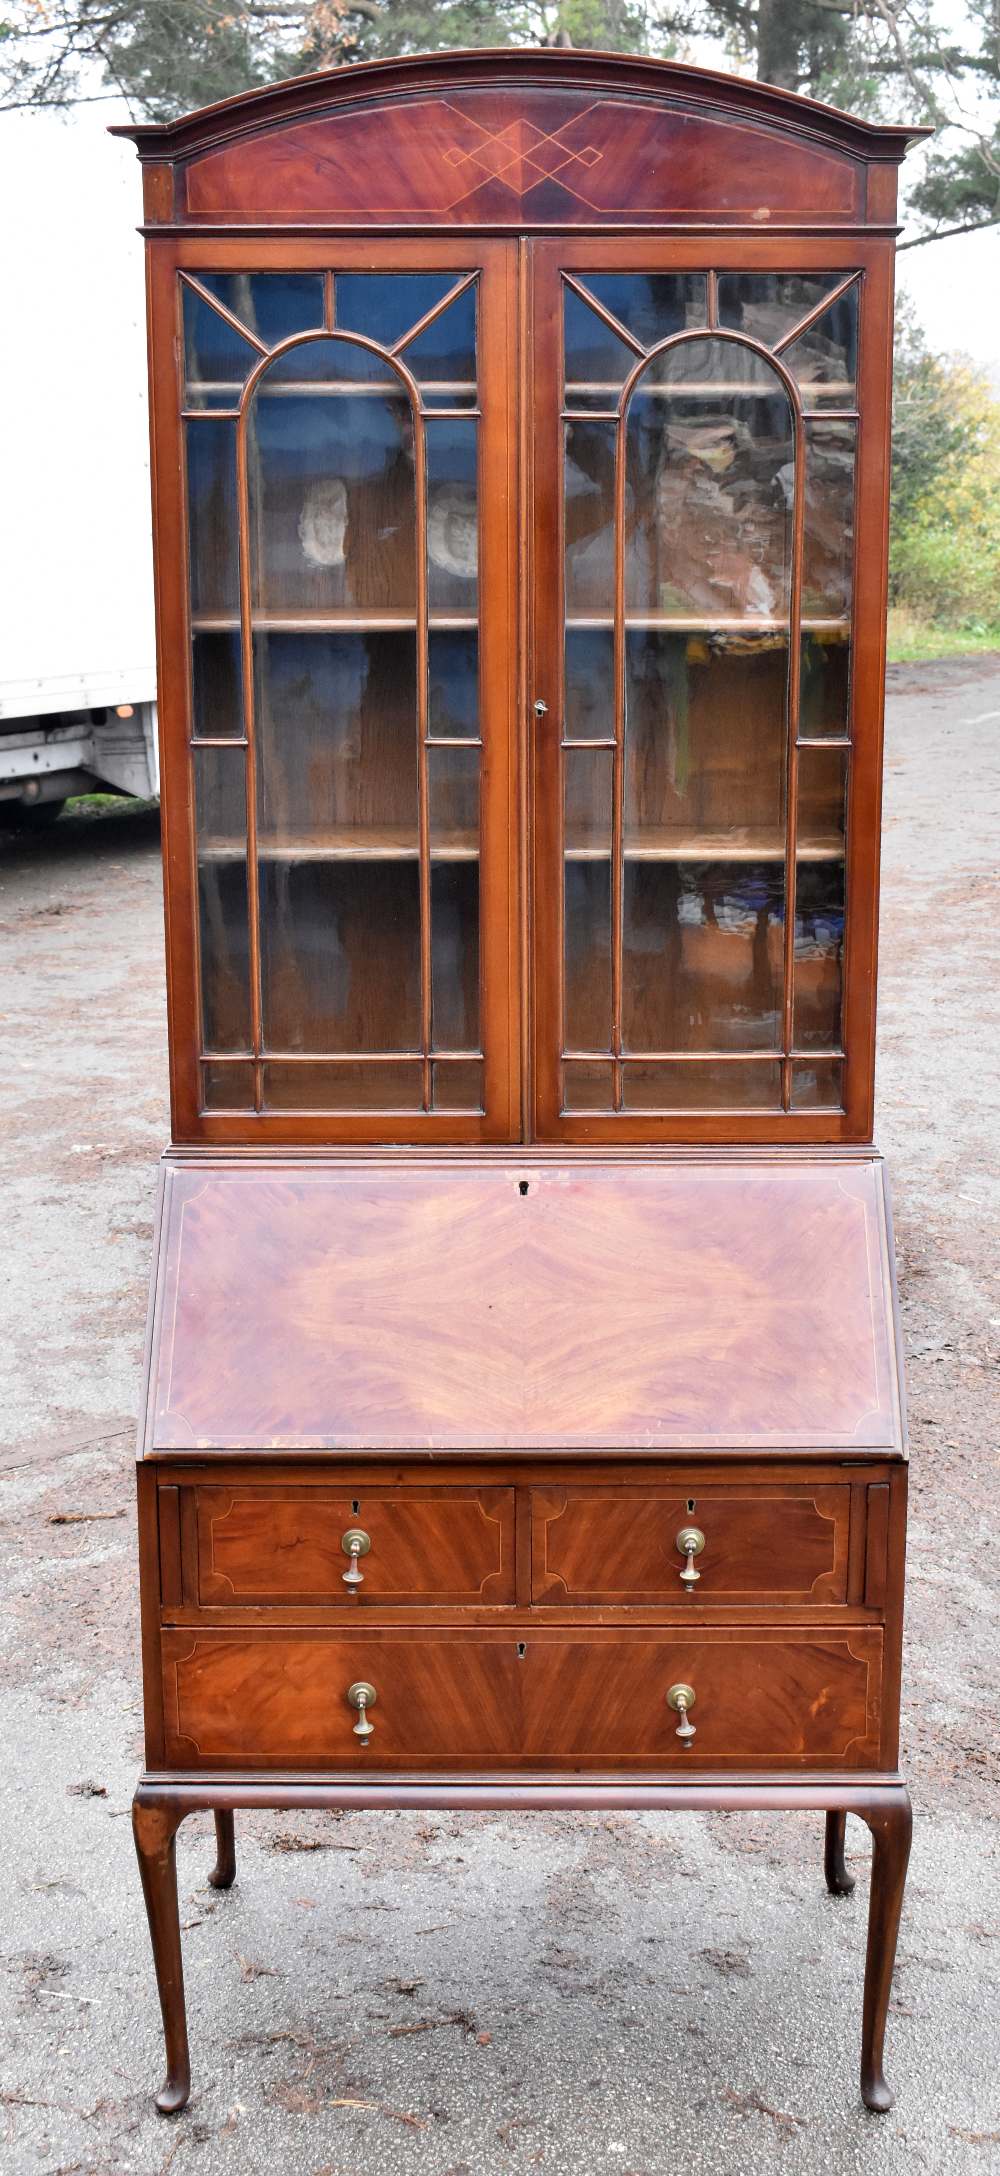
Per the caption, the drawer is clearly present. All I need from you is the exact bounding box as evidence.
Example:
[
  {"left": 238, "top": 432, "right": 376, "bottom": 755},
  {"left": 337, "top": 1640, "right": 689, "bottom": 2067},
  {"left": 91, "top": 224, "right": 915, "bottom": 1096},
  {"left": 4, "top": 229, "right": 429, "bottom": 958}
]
[
  {"left": 185, "top": 1486, "right": 515, "bottom": 1608},
  {"left": 531, "top": 1483, "right": 852, "bottom": 1606},
  {"left": 159, "top": 1625, "right": 883, "bottom": 1771}
]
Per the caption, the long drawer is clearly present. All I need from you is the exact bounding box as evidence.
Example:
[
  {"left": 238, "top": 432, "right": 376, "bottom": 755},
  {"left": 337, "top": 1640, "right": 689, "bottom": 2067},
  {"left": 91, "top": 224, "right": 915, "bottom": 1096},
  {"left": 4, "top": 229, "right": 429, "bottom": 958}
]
[{"left": 159, "top": 1625, "right": 883, "bottom": 1771}]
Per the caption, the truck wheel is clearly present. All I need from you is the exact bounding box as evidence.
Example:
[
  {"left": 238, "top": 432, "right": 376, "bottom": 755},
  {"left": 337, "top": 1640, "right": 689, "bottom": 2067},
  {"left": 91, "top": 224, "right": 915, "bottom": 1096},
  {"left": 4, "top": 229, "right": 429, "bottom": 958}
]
[{"left": 0, "top": 798, "right": 66, "bottom": 829}]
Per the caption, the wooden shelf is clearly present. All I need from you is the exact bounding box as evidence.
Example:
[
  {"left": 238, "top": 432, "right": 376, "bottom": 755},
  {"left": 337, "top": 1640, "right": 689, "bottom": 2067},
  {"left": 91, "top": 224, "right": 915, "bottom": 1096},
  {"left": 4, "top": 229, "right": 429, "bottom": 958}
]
[
  {"left": 185, "top": 380, "right": 477, "bottom": 399},
  {"left": 199, "top": 830, "right": 479, "bottom": 863},
  {"left": 191, "top": 614, "right": 477, "bottom": 634},
  {"left": 565, "top": 380, "right": 854, "bottom": 401},
  {"left": 566, "top": 616, "right": 849, "bottom": 634},
  {"left": 565, "top": 830, "right": 843, "bottom": 863}
]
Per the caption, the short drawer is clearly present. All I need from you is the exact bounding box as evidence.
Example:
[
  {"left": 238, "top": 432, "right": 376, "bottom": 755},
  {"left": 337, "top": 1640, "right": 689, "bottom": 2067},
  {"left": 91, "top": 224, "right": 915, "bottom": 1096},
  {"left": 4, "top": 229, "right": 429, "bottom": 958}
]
[
  {"left": 531, "top": 1483, "right": 852, "bottom": 1606},
  {"left": 186, "top": 1485, "right": 515, "bottom": 1608},
  {"left": 159, "top": 1625, "right": 883, "bottom": 1771}
]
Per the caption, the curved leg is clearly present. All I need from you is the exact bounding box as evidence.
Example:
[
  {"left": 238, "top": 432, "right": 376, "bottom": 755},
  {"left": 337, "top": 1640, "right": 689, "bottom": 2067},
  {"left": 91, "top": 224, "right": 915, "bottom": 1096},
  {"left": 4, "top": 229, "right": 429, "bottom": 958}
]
[
  {"left": 133, "top": 1794, "right": 191, "bottom": 2115},
  {"left": 824, "top": 1809, "right": 855, "bottom": 1896},
  {"left": 208, "top": 1809, "right": 236, "bottom": 1891},
  {"left": 859, "top": 1792, "right": 912, "bottom": 2113}
]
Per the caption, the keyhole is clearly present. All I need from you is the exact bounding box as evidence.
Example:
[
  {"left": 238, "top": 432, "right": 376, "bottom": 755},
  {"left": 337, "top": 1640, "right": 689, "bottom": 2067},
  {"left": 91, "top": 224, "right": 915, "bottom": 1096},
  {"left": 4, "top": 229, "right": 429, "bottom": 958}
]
[
  {"left": 519, "top": 1180, "right": 530, "bottom": 1197},
  {"left": 517, "top": 1642, "right": 526, "bottom": 1658},
  {"left": 352, "top": 1499, "right": 360, "bottom": 1516},
  {"left": 687, "top": 1499, "right": 696, "bottom": 1514}
]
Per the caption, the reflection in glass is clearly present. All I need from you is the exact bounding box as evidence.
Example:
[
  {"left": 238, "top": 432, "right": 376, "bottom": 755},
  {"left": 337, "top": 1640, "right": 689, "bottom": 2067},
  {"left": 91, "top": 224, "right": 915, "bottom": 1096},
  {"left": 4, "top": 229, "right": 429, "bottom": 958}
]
[
  {"left": 259, "top": 860, "right": 421, "bottom": 1052},
  {"left": 192, "top": 631, "right": 243, "bottom": 740},
  {"left": 183, "top": 285, "right": 259, "bottom": 405},
  {"left": 401, "top": 282, "right": 476, "bottom": 397},
  {"left": 248, "top": 345, "right": 416, "bottom": 618},
  {"left": 718, "top": 273, "right": 841, "bottom": 352},
  {"left": 336, "top": 273, "right": 457, "bottom": 350},
  {"left": 801, "top": 628, "right": 850, "bottom": 739},
  {"left": 429, "top": 629, "right": 479, "bottom": 738},
  {"left": 564, "top": 861, "right": 611, "bottom": 1050},
  {"left": 426, "top": 417, "right": 478, "bottom": 611},
  {"left": 255, "top": 631, "right": 417, "bottom": 850},
  {"left": 803, "top": 420, "right": 855, "bottom": 618},
  {"left": 623, "top": 1059, "right": 781, "bottom": 1109},
  {"left": 563, "top": 286, "right": 636, "bottom": 399},
  {"left": 565, "top": 418, "right": 616, "bottom": 618},
  {"left": 193, "top": 272, "right": 324, "bottom": 351},
  {"left": 430, "top": 743, "right": 479, "bottom": 850},
  {"left": 625, "top": 341, "right": 794, "bottom": 621},
  {"left": 186, "top": 420, "right": 238, "bottom": 619},
  {"left": 576, "top": 274, "right": 707, "bottom": 353},
  {"left": 433, "top": 1059, "right": 483, "bottom": 1111},
  {"left": 783, "top": 287, "right": 858, "bottom": 410},
  {"left": 622, "top": 862, "right": 784, "bottom": 1053},
  {"left": 431, "top": 864, "right": 480, "bottom": 1050},
  {"left": 563, "top": 1059, "right": 613, "bottom": 1110},
  {"left": 263, "top": 1060, "right": 423, "bottom": 1110},
  {"left": 202, "top": 1061, "right": 254, "bottom": 1110},
  {"left": 798, "top": 744, "right": 847, "bottom": 856},
  {"left": 624, "top": 630, "right": 787, "bottom": 851},
  {"left": 565, "top": 626, "right": 614, "bottom": 739},
  {"left": 194, "top": 742, "right": 250, "bottom": 1053},
  {"left": 790, "top": 1058, "right": 844, "bottom": 1108},
  {"left": 793, "top": 859, "right": 845, "bottom": 1050},
  {"left": 565, "top": 746, "right": 612, "bottom": 854}
]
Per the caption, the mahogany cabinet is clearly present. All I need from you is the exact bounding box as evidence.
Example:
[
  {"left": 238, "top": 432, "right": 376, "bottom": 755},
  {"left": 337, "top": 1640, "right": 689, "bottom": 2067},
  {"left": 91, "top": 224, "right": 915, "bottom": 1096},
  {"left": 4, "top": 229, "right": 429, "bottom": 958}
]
[{"left": 117, "top": 48, "right": 923, "bottom": 2119}]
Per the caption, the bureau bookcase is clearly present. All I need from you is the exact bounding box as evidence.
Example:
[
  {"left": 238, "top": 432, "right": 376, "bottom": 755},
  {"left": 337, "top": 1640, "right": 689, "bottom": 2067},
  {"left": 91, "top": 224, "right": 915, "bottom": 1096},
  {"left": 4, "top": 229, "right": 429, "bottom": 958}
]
[{"left": 117, "top": 48, "right": 923, "bottom": 2117}]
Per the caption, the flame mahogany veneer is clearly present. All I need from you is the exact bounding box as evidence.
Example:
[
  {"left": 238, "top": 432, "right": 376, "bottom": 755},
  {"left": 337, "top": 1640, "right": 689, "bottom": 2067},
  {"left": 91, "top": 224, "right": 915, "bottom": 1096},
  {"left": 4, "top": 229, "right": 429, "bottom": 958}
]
[{"left": 118, "top": 48, "right": 921, "bottom": 2123}]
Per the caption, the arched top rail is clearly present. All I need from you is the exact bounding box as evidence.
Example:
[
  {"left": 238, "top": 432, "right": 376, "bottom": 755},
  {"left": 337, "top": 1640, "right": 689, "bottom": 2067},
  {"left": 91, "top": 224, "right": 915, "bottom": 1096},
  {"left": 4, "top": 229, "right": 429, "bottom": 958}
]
[{"left": 112, "top": 48, "right": 929, "bottom": 233}]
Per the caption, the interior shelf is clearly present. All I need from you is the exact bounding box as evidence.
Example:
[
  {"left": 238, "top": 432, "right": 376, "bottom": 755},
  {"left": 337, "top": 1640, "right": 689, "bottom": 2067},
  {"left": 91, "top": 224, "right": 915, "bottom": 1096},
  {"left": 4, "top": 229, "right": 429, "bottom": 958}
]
[
  {"left": 564, "top": 830, "right": 844, "bottom": 863},
  {"left": 191, "top": 613, "right": 478, "bottom": 634},
  {"left": 199, "top": 830, "right": 479, "bottom": 862},
  {"left": 565, "top": 616, "right": 849, "bottom": 634},
  {"left": 564, "top": 380, "right": 854, "bottom": 402},
  {"left": 185, "top": 380, "right": 478, "bottom": 400}
]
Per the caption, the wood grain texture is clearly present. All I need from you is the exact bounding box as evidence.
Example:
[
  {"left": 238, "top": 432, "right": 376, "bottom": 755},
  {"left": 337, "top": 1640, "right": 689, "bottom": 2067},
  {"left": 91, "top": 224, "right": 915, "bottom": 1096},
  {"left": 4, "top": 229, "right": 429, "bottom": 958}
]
[
  {"left": 160, "top": 1623, "right": 882, "bottom": 1770},
  {"left": 145, "top": 1154, "right": 902, "bottom": 1452},
  {"left": 531, "top": 1482, "right": 850, "bottom": 1604},
  {"left": 193, "top": 1483, "right": 514, "bottom": 1605}
]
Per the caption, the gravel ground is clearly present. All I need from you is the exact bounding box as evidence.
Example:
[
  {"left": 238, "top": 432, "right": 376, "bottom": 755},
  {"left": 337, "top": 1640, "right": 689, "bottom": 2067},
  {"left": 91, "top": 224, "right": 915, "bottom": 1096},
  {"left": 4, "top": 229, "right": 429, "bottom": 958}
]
[{"left": 1, "top": 655, "right": 998, "bottom": 2176}]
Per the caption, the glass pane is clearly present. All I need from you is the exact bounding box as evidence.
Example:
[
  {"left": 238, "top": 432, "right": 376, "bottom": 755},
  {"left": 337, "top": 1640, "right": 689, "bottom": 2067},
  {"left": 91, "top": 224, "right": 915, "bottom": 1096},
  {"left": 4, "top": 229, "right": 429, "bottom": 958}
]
[
  {"left": 565, "top": 746, "right": 612, "bottom": 856},
  {"left": 564, "top": 861, "right": 611, "bottom": 1051},
  {"left": 565, "top": 418, "right": 616, "bottom": 619},
  {"left": 263, "top": 1060, "right": 423, "bottom": 1111},
  {"left": 248, "top": 351, "right": 416, "bottom": 618},
  {"left": 183, "top": 285, "right": 258, "bottom": 406},
  {"left": 401, "top": 283, "right": 476, "bottom": 398},
  {"left": 255, "top": 631, "right": 417, "bottom": 853},
  {"left": 426, "top": 417, "right": 478, "bottom": 612},
  {"left": 794, "top": 860, "right": 845, "bottom": 1051},
  {"left": 625, "top": 630, "right": 787, "bottom": 855},
  {"left": 565, "top": 626, "right": 614, "bottom": 740},
  {"left": 791, "top": 1058, "right": 844, "bottom": 1108},
  {"left": 799, "top": 744, "right": 847, "bottom": 858},
  {"left": 623, "top": 862, "right": 784, "bottom": 1053},
  {"left": 430, "top": 742, "right": 479, "bottom": 852},
  {"left": 193, "top": 746, "right": 249, "bottom": 1054},
  {"left": 563, "top": 284, "right": 636, "bottom": 401},
  {"left": 803, "top": 421, "right": 855, "bottom": 620},
  {"left": 192, "top": 631, "right": 243, "bottom": 740},
  {"left": 259, "top": 860, "right": 420, "bottom": 1053},
  {"left": 783, "top": 287, "right": 858, "bottom": 410},
  {"left": 196, "top": 272, "right": 324, "bottom": 350},
  {"left": 431, "top": 865, "right": 479, "bottom": 1051},
  {"left": 717, "top": 273, "right": 842, "bottom": 351},
  {"left": 429, "top": 629, "right": 479, "bottom": 738},
  {"left": 202, "top": 1060, "right": 254, "bottom": 1111},
  {"left": 623, "top": 1059, "right": 782, "bottom": 1109},
  {"left": 433, "top": 1059, "right": 483, "bottom": 1111},
  {"left": 800, "top": 628, "right": 850, "bottom": 740},
  {"left": 563, "top": 1059, "right": 613, "bottom": 1110},
  {"left": 186, "top": 419, "right": 238, "bottom": 620},
  {"left": 625, "top": 341, "right": 794, "bottom": 623},
  {"left": 578, "top": 274, "right": 707, "bottom": 351},
  {"left": 336, "top": 273, "right": 458, "bottom": 350}
]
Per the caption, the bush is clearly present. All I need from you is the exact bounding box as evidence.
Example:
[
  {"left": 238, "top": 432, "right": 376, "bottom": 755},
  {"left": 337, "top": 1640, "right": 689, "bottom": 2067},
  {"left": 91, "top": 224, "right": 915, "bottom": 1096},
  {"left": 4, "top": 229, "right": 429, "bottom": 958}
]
[{"left": 890, "top": 305, "right": 1000, "bottom": 630}]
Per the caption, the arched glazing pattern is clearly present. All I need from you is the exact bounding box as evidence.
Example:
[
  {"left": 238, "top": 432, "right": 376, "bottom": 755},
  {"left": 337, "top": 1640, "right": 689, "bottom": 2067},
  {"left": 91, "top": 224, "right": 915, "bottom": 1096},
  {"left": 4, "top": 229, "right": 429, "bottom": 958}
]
[
  {"left": 561, "top": 268, "right": 857, "bottom": 1118},
  {"left": 180, "top": 270, "right": 484, "bottom": 1119}
]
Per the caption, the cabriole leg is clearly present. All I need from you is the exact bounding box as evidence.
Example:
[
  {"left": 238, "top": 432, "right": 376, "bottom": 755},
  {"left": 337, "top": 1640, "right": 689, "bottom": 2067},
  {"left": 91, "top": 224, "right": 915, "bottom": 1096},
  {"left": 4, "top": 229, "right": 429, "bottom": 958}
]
[
  {"left": 859, "top": 1792, "right": 912, "bottom": 2113},
  {"left": 824, "top": 1809, "right": 855, "bottom": 1896},
  {"left": 209, "top": 1809, "right": 236, "bottom": 1890},
  {"left": 132, "top": 1794, "right": 191, "bottom": 2115}
]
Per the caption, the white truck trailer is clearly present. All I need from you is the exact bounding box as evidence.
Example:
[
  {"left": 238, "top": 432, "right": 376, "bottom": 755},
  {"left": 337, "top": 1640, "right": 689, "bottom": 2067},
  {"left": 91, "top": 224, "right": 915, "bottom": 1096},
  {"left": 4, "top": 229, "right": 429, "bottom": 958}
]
[{"left": 0, "top": 106, "right": 158, "bottom": 823}]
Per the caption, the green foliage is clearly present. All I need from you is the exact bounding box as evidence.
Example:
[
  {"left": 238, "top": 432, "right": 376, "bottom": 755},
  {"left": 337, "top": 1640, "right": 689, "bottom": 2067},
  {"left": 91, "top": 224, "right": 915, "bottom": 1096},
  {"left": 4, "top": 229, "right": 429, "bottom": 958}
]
[{"left": 890, "top": 305, "right": 1000, "bottom": 629}]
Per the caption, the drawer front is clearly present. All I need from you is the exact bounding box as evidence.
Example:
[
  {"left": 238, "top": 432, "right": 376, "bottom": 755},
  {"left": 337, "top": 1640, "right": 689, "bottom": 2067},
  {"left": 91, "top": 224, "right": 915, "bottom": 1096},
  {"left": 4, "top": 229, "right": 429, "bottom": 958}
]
[
  {"left": 531, "top": 1484, "right": 851, "bottom": 1605},
  {"left": 192, "top": 1485, "right": 515, "bottom": 1607},
  {"left": 160, "top": 1626, "right": 882, "bottom": 1771}
]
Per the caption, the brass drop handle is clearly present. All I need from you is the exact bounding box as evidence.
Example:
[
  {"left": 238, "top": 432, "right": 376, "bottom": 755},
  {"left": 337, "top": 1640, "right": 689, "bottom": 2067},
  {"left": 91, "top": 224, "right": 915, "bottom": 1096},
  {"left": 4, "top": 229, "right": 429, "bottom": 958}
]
[
  {"left": 347, "top": 1680, "right": 376, "bottom": 1740},
  {"left": 341, "top": 1527, "right": 371, "bottom": 1587},
  {"left": 667, "top": 1682, "right": 697, "bottom": 1742},
  {"left": 675, "top": 1525, "right": 705, "bottom": 1589}
]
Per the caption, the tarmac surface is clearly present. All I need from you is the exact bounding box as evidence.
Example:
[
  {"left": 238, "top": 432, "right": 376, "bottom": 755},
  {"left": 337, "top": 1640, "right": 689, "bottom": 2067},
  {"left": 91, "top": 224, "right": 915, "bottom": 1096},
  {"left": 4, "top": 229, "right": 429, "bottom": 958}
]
[{"left": 1, "top": 655, "right": 998, "bottom": 2175}]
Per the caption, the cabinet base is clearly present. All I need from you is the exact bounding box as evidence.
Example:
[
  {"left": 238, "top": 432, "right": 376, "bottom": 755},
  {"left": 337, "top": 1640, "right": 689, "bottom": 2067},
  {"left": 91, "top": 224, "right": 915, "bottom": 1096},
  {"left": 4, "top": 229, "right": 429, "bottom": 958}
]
[{"left": 133, "top": 1771, "right": 911, "bottom": 2118}]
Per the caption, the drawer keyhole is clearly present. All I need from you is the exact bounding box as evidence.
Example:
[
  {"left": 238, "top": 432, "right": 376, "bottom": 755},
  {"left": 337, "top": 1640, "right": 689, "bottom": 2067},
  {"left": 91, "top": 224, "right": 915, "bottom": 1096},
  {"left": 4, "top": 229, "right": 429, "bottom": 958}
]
[{"left": 517, "top": 1642, "right": 526, "bottom": 1658}]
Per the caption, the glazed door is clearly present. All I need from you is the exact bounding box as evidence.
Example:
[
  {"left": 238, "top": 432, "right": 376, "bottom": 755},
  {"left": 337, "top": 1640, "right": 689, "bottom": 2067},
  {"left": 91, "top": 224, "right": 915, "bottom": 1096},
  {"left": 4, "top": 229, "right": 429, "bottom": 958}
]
[
  {"left": 530, "top": 238, "right": 890, "bottom": 1144},
  {"left": 157, "top": 239, "right": 518, "bottom": 1142}
]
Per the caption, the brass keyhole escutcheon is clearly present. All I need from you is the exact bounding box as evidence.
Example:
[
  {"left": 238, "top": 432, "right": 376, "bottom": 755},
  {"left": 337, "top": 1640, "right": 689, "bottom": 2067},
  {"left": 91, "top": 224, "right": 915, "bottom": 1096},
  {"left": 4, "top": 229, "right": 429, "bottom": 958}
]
[
  {"left": 675, "top": 1524, "right": 705, "bottom": 1588},
  {"left": 341, "top": 1527, "right": 371, "bottom": 1587},
  {"left": 347, "top": 1680, "right": 377, "bottom": 1740},
  {"left": 667, "top": 1682, "right": 697, "bottom": 1741}
]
